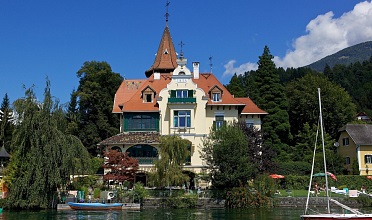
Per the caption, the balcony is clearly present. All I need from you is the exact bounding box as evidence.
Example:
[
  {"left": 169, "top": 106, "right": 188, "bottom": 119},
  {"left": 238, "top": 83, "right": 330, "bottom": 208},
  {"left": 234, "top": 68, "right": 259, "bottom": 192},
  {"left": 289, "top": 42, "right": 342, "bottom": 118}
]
[
  {"left": 135, "top": 157, "right": 158, "bottom": 165},
  {"left": 168, "top": 97, "right": 196, "bottom": 103}
]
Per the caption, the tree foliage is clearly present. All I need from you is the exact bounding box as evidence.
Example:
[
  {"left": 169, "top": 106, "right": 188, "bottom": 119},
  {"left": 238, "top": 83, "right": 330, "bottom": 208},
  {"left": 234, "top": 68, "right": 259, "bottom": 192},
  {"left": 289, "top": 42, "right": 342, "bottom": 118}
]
[
  {"left": 286, "top": 73, "right": 356, "bottom": 139},
  {"left": 75, "top": 61, "right": 123, "bottom": 155},
  {"left": 3, "top": 81, "right": 91, "bottom": 209},
  {"left": 200, "top": 123, "right": 253, "bottom": 189},
  {"left": 0, "top": 93, "right": 14, "bottom": 152},
  {"left": 225, "top": 73, "right": 246, "bottom": 97},
  {"left": 236, "top": 121, "right": 277, "bottom": 175},
  {"left": 150, "top": 135, "right": 190, "bottom": 187},
  {"left": 249, "top": 46, "right": 292, "bottom": 161},
  {"left": 102, "top": 150, "right": 139, "bottom": 184}
]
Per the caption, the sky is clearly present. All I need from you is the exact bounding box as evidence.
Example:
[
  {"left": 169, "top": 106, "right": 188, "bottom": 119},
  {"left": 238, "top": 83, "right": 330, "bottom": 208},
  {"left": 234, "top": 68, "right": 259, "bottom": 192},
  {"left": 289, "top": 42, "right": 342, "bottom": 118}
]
[{"left": 1, "top": 0, "right": 372, "bottom": 105}]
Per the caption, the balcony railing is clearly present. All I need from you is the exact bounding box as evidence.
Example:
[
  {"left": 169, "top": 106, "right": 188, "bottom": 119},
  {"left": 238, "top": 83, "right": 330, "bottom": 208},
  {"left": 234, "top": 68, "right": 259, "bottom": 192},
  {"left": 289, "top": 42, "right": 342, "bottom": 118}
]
[
  {"left": 135, "top": 157, "right": 158, "bottom": 165},
  {"left": 168, "top": 97, "right": 196, "bottom": 103}
]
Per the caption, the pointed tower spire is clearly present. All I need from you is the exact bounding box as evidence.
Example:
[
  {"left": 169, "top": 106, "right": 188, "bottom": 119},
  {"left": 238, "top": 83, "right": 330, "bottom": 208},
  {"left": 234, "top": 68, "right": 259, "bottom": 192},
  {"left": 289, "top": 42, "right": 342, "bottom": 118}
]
[{"left": 145, "top": 2, "right": 178, "bottom": 78}]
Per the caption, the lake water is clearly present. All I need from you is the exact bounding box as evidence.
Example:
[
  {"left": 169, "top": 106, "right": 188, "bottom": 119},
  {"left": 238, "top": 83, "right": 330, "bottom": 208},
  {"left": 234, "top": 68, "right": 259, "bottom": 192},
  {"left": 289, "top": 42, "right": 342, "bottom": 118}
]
[
  {"left": 2, "top": 208, "right": 372, "bottom": 220},
  {"left": 0, "top": 208, "right": 307, "bottom": 220}
]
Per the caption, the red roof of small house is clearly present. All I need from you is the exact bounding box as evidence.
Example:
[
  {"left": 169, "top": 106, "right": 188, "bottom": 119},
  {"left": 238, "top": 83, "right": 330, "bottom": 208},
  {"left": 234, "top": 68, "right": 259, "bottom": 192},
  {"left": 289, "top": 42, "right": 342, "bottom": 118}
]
[{"left": 235, "top": 97, "right": 268, "bottom": 114}]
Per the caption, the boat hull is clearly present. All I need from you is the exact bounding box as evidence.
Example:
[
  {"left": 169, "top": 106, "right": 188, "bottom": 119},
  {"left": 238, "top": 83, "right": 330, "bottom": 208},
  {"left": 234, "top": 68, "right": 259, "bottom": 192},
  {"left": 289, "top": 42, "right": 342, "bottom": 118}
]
[
  {"left": 67, "top": 202, "right": 123, "bottom": 211},
  {"left": 301, "top": 214, "right": 372, "bottom": 220}
]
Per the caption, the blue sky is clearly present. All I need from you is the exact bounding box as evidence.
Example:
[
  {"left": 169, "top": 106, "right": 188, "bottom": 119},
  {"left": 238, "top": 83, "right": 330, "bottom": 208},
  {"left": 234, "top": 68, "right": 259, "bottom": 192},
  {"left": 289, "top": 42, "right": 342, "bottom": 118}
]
[{"left": 1, "top": 0, "right": 371, "bottom": 105}]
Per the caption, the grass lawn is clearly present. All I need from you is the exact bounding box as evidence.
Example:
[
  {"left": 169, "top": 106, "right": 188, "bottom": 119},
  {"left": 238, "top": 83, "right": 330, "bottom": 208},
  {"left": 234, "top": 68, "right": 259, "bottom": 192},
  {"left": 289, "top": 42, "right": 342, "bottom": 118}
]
[{"left": 275, "top": 189, "right": 347, "bottom": 198}]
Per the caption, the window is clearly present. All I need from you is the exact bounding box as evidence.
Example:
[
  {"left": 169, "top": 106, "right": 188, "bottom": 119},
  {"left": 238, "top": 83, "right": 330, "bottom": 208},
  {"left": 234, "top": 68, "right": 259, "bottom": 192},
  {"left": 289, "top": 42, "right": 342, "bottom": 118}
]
[
  {"left": 176, "top": 90, "right": 188, "bottom": 98},
  {"left": 170, "top": 90, "right": 193, "bottom": 98},
  {"left": 145, "top": 94, "right": 152, "bottom": 102},
  {"left": 212, "top": 92, "right": 221, "bottom": 102},
  {"left": 124, "top": 113, "right": 159, "bottom": 131},
  {"left": 246, "top": 122, "right": 254, "bottom": 128},
  {"left": 343, "top": 138, "right": 349, "bottom": 146},
  {"left": 174, "top": 110, "right": 191, "bottom": 128},
  {"left": 215, "top": 115, "right": 224, "bottom": 129},
  {"left": 185, "top": 144, "right": 191, "bottom": 164},
  {"left": 365, "top": 155, "right": 372, "bottom": 164},
  {"left": 345, "top": 157, "right": 350, "bottom": 165}
]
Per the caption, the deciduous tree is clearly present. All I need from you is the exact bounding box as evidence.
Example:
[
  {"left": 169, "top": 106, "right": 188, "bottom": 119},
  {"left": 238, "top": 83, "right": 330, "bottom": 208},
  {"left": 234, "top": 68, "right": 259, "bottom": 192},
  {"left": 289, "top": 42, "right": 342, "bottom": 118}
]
[
  {"left": 200, "top": 123, "right": 253, "bottom": 189},
  {"left": 286, "top": 73, "right": 356, "bottom": 139},
  {"left": 4, "top": 81, "right": 91, "bottom": 209},
  {"left": 103, "top": 150, "right": 139, "bottom": 185},
  {"left": 150, "top": 135, "right": 190, "bottom": 188}
]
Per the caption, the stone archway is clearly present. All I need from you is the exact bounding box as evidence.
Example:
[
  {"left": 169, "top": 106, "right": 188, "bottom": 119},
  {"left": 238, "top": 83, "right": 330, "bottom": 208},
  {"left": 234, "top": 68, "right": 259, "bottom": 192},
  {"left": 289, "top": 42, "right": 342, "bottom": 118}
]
[
  {"left": 111, "top": 146, "right": 122, "bottom": 152},
  {"left": 135, "top": 172, "right": 148, "bottom": 186},
  {"left": 182, "top": 170, "right": 196, "bottom": 190}
]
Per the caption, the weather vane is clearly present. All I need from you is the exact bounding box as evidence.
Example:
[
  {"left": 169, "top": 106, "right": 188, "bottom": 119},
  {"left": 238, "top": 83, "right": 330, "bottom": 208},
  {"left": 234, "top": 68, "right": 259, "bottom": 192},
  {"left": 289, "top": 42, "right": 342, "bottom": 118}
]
[
  {"left": 209, "top": 56, "right": 213, "bottom": 73},
  {"left": 165, "top": 0, "right": 170, "bottom": 25},
  {"left": 179, "top": 41, "right": 185, "bottom": 58}
]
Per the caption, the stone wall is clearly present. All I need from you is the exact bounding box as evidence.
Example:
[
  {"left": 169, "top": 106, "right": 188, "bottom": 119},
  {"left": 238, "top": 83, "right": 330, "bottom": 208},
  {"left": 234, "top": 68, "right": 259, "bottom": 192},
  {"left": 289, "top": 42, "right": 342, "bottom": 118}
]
[
  {"left": 275, "top": 197, "right": 362, "bottom": 208},
  {"left": 142, "top": 198, "right": 225, "bottom": 209},
  {"left": 142, "top": 197, "right": 362, "bottom": 209}
]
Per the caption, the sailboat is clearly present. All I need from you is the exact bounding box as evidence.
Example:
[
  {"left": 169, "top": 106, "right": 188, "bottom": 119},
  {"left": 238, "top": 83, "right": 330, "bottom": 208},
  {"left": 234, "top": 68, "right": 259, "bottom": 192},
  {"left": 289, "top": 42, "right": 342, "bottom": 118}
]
[{"left": 301, "top": 88, "right": 372, "bottom": 220}]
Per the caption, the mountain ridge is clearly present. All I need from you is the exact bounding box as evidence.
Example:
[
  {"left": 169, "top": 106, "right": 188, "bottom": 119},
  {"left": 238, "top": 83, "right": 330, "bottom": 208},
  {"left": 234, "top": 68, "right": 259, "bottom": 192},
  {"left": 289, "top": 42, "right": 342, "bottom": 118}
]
[{"left": 306, "top": 41, "right": 372, "bottom": 72}]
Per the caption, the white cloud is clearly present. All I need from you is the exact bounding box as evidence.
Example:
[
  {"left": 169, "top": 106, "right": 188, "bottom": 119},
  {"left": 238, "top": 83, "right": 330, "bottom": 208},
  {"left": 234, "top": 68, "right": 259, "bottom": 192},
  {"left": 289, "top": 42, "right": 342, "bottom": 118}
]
[
  {"left": 224, "top": 1, "right": 372, "bottom": 75},
  {"left": 222, "top": 60, "right": 258, "bottom": 77},
  {"left": 276, "top": 1, "right": 372, "bottom": 68}
]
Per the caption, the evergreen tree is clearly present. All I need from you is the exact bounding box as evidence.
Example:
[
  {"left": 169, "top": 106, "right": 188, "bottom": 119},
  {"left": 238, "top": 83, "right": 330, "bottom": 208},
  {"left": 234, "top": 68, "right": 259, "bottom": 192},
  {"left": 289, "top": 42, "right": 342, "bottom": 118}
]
[
  {"left": 75, "top": 61, "right": 123, "bottom": 155},
  {"left": 0, "top": 93, "right": 14, "bottom": 152},
  {"left": 66, "top": 89, "right": 79, "bottom": 136},
  {"left": 225, "top": 73, "right": 246, "bottom": 97},
  {"left": 4, "top": 81, "right": 91, "bottom": 209},
  {"left": 253, "top": 46, "right": 292, "bottom": 161}
]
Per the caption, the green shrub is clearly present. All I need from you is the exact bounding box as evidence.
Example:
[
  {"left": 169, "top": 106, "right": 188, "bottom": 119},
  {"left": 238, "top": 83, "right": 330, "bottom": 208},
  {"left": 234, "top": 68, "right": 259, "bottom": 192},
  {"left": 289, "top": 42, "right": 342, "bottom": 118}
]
[
  {"left": 164, "top": 193, "right": 198, "bottom": 208},
  {"left": 225, "top": 187, "right": 273, "bottom": 208}
]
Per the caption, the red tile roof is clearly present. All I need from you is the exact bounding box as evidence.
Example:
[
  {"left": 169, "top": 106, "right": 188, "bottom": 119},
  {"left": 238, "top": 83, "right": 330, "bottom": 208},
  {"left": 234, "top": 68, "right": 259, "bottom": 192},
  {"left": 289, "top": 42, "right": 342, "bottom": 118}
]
[
  {"left": 235, "top": 97, "right": 268, "bottom": 114},
  {"left": 98, "top": 132, "right": 160, "bottom": 146},
  {"left": 145, "top": 26, "right": 178, "bottom": 77},
  {"left": 113, "top": 72, "right": 267, "bottom": 114}
]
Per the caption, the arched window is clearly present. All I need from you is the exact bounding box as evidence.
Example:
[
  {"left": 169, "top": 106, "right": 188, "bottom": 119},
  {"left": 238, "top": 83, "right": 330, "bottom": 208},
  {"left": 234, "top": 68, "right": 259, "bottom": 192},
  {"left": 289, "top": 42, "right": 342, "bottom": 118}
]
[{"left": 126, "top": 144, "right": 158, "bottom": 164}]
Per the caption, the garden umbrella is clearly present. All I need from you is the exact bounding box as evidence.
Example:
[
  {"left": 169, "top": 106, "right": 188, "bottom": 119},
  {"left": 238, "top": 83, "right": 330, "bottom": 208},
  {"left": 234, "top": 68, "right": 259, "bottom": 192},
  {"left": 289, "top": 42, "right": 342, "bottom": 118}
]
[
  {"left": 269, "top": 174, "right": 285, "bottom": 179},
  {"left": 313, "top": 172, "right": 337, "bottom": 181}
]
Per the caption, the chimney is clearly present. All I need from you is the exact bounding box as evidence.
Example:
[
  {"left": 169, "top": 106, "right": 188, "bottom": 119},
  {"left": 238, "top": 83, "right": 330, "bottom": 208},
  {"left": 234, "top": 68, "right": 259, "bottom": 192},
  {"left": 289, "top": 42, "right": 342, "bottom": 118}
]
[
  {"left": 154, "top": 72, "right": 160, "bottom": 80},
  {"left": 193, "top": 62, "right": 199, "bottom": 79}
]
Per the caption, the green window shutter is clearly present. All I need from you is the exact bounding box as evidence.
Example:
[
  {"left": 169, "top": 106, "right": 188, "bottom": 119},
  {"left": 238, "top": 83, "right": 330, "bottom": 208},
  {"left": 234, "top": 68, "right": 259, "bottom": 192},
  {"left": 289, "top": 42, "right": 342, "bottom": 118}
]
[
  {"left": 212, "top": 121, "right": 216, "bottom": 131},
  {"left": 170, "top": 90, "right": 176, "bottom": 98},
  {"left": 223, "top": 120, "right": 227, "bottom": 128},
  {"left": 188, "top": 90, "right": 193, "bottom": 98}
]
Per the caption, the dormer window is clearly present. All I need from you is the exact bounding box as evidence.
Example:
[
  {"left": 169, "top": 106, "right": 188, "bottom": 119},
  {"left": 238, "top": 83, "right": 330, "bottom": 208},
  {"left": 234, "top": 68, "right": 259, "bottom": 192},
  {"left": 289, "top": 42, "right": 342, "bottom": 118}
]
[
  {"left": 142, "top": 86, "right": 155, "bottom": 103},
  {"left": 212, "top": 92, "right": 221, "bottom": 102},
  {"left": 145, "top": 94, "right": 152, "bottom": 102},
  {"left": 210, "top": 85, "right": 223, "bottom": 102}
]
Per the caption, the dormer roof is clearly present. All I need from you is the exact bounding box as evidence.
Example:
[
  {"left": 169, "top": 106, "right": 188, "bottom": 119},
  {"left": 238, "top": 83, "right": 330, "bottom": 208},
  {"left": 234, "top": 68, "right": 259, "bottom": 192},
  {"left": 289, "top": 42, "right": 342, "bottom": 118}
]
[{"left": 145, "top": 26, "right": 178, "bottom": 77}]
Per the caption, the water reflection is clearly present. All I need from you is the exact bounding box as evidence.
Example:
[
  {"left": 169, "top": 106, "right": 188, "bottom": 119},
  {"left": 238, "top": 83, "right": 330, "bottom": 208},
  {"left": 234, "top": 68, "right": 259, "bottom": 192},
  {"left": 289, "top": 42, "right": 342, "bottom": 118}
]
[{"left": 0, "top": 208, "right": 309, "bottom": 220}]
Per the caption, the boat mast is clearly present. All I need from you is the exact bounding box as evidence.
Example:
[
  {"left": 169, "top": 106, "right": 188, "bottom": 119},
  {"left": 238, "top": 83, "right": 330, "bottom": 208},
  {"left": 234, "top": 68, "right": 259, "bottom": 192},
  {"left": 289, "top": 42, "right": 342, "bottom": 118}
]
[{"left": 318, "top": 88, "right": 330, "bottom": 213}]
